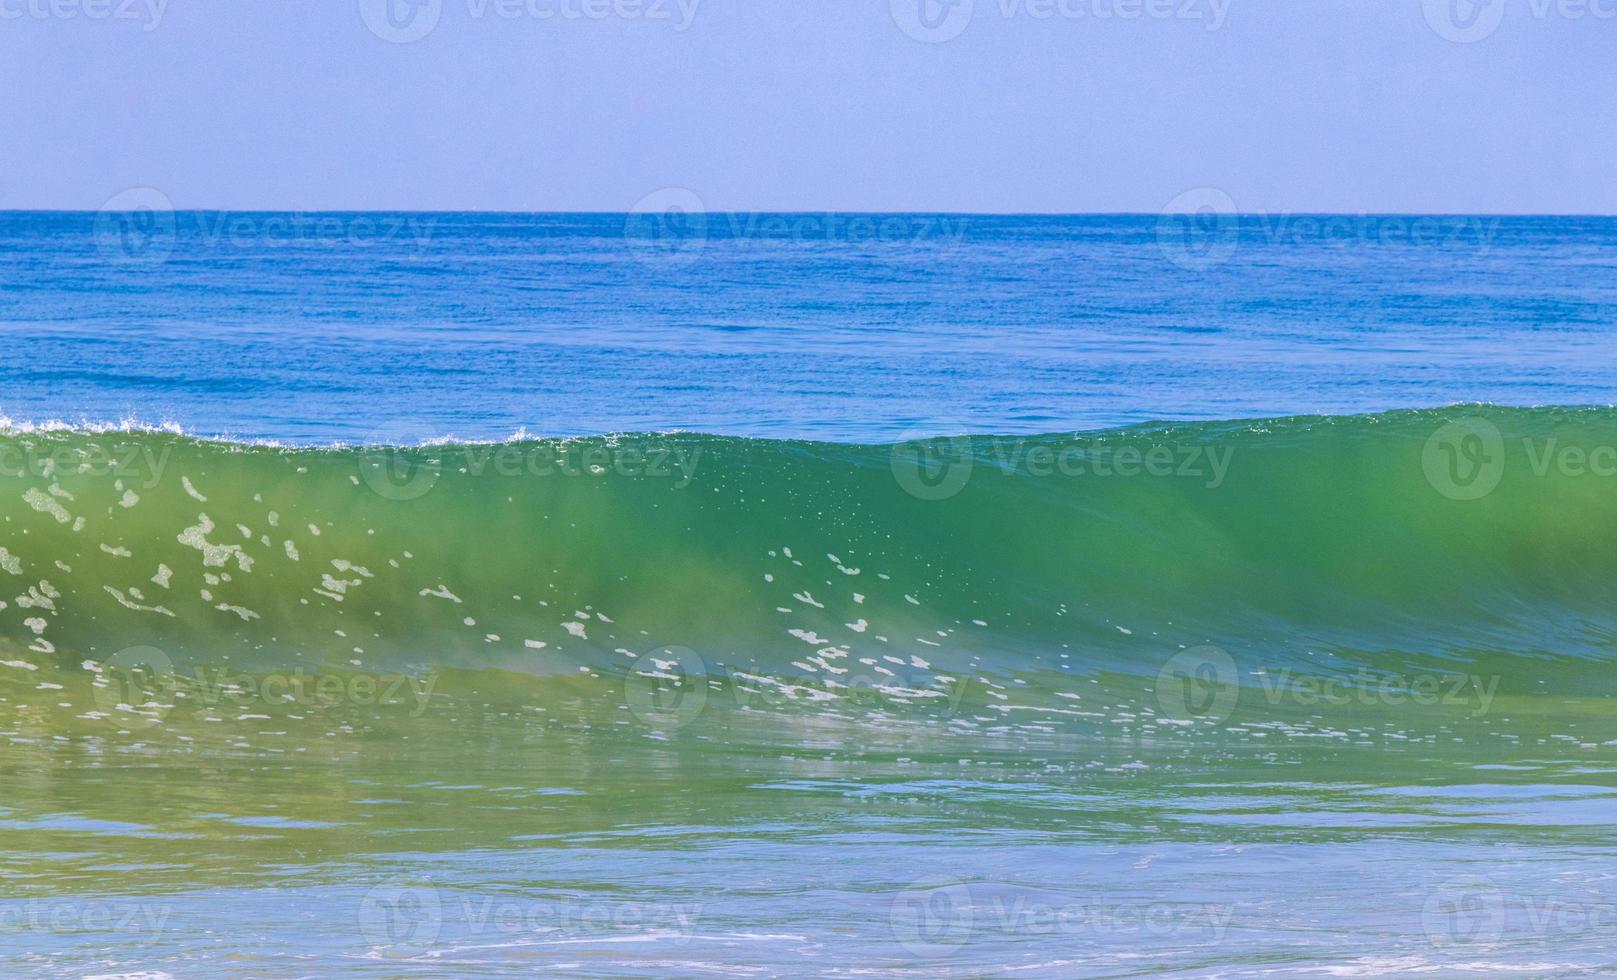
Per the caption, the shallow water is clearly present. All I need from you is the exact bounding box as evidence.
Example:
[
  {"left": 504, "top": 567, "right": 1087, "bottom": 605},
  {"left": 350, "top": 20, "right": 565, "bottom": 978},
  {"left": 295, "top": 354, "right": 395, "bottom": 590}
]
[{"left": 6, "top": 680, "right": 1617, "bottom": 976}]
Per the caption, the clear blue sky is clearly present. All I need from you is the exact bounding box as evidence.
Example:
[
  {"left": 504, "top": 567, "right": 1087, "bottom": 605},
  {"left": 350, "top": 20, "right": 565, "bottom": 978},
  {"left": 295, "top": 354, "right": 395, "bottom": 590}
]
[{"left": 2, "top": 0, "right": 1612, "bottom": 213}]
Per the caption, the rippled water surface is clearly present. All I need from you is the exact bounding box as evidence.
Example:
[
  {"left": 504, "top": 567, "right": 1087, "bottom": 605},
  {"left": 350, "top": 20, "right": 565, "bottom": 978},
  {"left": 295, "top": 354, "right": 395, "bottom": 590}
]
[
  {"left": 2, "top": 212, "right": 1615, "bottom": 442},
  {"left": 2, "top": 215, "right": 1616, "bottom": 977}
]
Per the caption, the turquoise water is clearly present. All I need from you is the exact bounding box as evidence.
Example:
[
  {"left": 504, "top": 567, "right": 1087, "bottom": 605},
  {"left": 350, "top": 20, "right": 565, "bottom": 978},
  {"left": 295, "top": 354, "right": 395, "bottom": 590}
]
[{"left": 2, "top": 214, "right": 1617, "bottom": 977}]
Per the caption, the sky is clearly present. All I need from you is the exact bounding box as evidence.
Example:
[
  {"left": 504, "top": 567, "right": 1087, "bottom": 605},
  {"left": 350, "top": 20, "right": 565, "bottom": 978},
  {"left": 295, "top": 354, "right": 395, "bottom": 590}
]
[{"left": 1, "top": 0, "right": 1613, "bottom": 213}]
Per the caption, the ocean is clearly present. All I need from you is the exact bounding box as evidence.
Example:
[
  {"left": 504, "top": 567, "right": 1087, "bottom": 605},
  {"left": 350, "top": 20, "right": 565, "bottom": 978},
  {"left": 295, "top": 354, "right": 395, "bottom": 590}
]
[{"left": 2, "top": 211, "right": 1616, "bottom": 977}]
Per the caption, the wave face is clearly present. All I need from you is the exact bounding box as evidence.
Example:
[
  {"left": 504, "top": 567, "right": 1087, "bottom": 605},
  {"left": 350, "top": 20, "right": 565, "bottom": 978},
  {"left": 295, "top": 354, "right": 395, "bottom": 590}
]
[
  {"left": 3, "top": 405, "right": 1616, "bottom": 711},
  {"left": 8, "top": 406, "right": 1617, "bottom": 977}
]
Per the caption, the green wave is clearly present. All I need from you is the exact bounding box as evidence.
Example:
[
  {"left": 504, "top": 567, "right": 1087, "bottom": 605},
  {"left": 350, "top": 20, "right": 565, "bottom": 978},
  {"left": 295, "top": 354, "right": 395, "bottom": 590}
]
[
  {"left": 6, "top": 407, "right": 1617, "bottom": 973},
  {"left": 2, "top": 406, "right": 1616, "bottom": 727}
]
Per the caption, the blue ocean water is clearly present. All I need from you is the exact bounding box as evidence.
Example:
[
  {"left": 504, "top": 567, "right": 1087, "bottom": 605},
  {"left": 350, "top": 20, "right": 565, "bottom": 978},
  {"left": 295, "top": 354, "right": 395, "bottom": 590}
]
[{"left": 2, "top": 211, "right": 1614, "bottom": 442}]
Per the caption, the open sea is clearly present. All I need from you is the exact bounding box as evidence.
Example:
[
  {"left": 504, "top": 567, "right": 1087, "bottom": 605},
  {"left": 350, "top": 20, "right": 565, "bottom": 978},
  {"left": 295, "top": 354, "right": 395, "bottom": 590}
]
[{"left": 2, "top": 211, "right": 1617, "bottom": 977}]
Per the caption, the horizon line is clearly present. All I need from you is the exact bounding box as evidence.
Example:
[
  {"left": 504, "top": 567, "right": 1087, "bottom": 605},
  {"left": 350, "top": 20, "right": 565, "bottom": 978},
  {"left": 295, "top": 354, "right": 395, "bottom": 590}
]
[{"left": 4, "top": 208, "right": 1617, "bottom": 218}]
